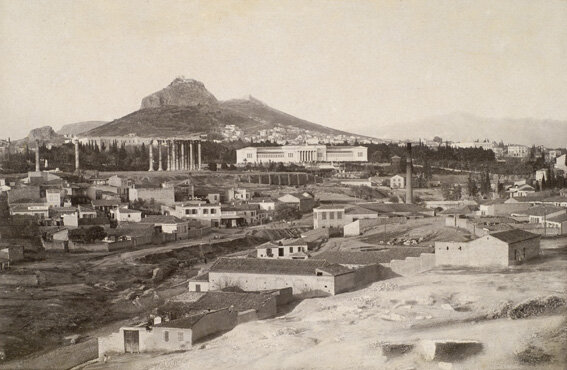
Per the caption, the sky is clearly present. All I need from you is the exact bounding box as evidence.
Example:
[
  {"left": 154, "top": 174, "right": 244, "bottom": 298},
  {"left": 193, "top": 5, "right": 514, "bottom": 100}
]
[{"left": 1, "top": 0, "right": 566, "bottom": 141}]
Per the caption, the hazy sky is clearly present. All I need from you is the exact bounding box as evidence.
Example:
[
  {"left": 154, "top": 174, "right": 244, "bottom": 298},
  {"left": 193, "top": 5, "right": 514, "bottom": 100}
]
[{"left": 1, "top": 0, "right": 566, "bottom": 140}]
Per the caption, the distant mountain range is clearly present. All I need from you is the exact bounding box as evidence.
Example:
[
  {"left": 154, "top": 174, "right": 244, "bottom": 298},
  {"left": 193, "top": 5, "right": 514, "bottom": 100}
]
[
  {"left": 57, "top": 121, "right": 107, "bottom": 136},
  {"left": 85, "top": 77, "right": 353, "bottom": 138},
  {"left": 376, "top": 112, "right": 566, "bottom": 148}
]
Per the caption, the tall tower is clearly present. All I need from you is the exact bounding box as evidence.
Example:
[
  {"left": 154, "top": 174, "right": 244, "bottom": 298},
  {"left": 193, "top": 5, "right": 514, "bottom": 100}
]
[{"left": 406, "top": 143, "right": 413, "bottom": 204}]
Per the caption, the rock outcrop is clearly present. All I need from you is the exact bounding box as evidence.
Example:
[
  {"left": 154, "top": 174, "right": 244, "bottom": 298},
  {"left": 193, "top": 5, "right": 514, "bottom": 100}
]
[{"left": 140, "top": 77, "right": 218, "bottom": 109}]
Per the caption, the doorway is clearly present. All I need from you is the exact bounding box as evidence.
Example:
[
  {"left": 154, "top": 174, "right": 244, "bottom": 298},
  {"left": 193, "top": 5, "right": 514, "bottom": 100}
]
[{"left": 124, "top": 330, "right": 140, "bottom": 353}]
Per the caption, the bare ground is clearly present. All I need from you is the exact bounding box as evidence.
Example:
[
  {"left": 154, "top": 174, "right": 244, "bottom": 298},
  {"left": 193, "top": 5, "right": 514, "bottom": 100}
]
[{"left": 84, "top": 238, "right": 567, "bottom": 370}]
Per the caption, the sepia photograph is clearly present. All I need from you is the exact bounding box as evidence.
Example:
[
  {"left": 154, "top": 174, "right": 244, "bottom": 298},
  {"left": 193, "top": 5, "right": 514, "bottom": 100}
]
[{"left": 0, "top": 0, "right": 566, "bottom": 369}]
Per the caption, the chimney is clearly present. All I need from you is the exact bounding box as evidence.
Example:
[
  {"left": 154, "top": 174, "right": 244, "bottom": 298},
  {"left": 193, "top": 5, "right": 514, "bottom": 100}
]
[
  {"left": 74, "top": 140, "right": 80, "bottom": 172},
  {"left": 35, "top": 140, "right": 40, "bottom": 172},
  {"left": 406, "top": 143, "right": 413, "bottom": 204}
]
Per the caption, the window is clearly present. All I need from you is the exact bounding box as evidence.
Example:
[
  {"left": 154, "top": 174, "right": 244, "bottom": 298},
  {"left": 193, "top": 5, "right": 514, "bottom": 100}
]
[
  {"left": 316, "top": 272, "right": 323, "bottom": 276},
  {"left": 278, "top": 248, "right": 284, "bottom": 257},
  {"left": 164, "top": 331, "right": 169, "bottom": 342},
  {"left": 191, "top": 209, "right": 197, "bottom": 215},
  {"left": 329, "top": 212, "right": 335, "bottom": 220},
  {"left": 247, "top": 153, "right": 252, "bottom": 158},
  {"left": 337, "top": 212, "right": 342, "bottom": 219},
  {"left": 321, "top": 212, "right": 327, "bottom": 220},
  {"left": 178, "top": 332, "right": 184, "bottom": 341},
  {"left": 288, "top": 153, "right": 293, "bottom": 158},
  {"left": 203, "top": 209, "right": 209, "bottom": 214},
  {"left": 211, "top": 209, "right": 216, "bottom": 214},
  {"left": 290, "top": 247, "right": 294, "bottom": 253},
  {"left": 358, "top": 152, "right": 363, "bottom": 157}
]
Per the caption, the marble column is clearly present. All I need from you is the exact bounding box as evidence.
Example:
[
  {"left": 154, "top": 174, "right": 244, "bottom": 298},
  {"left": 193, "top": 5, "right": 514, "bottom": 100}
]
[
  {"left": 157, "top": 140, "right": 163, "bottom": 171},
  {"left": 148, "top": 140, "right": 154, "bottom": 171}
]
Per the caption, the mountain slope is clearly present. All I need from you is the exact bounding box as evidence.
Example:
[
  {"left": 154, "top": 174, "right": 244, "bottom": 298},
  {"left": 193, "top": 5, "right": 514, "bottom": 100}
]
[
  {"left": 57, "top": 121, "right": 108, "bottom": 136},
  {"left": 84, "top": 78, "right": 353, "bottom": 138},
  {"left": 376, "top": 112, "right": 567, "bottom": 147}
]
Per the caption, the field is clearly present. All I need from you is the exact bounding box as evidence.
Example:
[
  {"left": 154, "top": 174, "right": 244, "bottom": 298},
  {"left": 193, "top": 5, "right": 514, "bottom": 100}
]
[{"left": 83, "top": 238, "right": 567, "bottom": 370}]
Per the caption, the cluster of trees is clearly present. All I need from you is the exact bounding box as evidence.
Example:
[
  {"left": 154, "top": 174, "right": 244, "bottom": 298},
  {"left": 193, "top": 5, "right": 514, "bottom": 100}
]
[
  {"left": 441, "top": 184, "right": 463, "bottom": 201},
  {"left": 273, "top": 203, "right": 302, "bottom": 222},
  {"left": 69, "top": 226, "right": 107, "bottom": 243},
  {"left": 466, "top": 171, "right": 492, "bottom": 197},
  {"left": 536, "top": 169, "right": 567, "bottom": 191}
]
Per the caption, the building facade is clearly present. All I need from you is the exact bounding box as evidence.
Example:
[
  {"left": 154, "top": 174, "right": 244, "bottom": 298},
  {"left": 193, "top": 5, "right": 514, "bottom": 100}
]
[{"left": 236, "top": 145, "right": 367, "bottom": 164}]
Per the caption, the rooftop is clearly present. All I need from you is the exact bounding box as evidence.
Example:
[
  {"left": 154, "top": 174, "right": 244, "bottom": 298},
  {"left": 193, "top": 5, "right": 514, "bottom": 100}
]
[
  {"left": 524, "top": 206, "right": 566, "bottom": 217},
  {"left": 315, "top": 248, "right": 434, "bottom": 265},
  {"left": 490, "top": 229, "right": 540, "bottom": 244},
  {"left": 345, "top": 206, "right": 377, "bottom": 215},
  {"left": 547, "top": 213, "right": 567, "bottom": 223},
  {"left": 140, "top": 215, "right": 187, "bottom": 224},
  {"left": 210, "top": 257, "right": 345, "bottom": 276}
]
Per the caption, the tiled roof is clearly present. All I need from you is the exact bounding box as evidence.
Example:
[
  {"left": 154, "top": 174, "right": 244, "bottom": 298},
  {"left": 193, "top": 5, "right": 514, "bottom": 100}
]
[
  {"left": 314, "top": 204, "right": 346, "bottom": 210},
  {"left": 317, "top": 264, "right": 352, "bottom": 276},
  {"left": 255, "top": 241, "right": 279, "bottom": 250},
  {"left": 490, "top": 229, "right": 540, "bottom": 244},
  {"left": 545, "top": 213, "right": 567, "bottom": 223},
  {"left": 315, "top": 247, "right": 434, "bottom": 265},
  {"left": 280, "top": 238, "right": 308, "bottom": 246},
  {"left": 524, "top": 206, "right": 565, "bottom": 216},
  {"left": 118, "top": 208, "right": 141, "bottom": 214},
  {"left": 345, "top": 206, "right": 377, "bottom": 215},
  {"left": 189, "top": 272, "right": 209, "bottom": 282},
  {"left": 91, "top": 199, "right": 126, "bottom": 207},
  {"left": 155, "top": 311, "right": 212, "bottom": 329},
  {"left": 210, "top": 257, "right": 331, "bottom": 276},
  {"left": 140, "top": 215, "right": 187, "bottom": 224}
]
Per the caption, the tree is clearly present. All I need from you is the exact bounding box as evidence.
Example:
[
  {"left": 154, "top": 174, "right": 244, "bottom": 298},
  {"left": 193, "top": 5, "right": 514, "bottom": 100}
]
[
  {"left": 209, "top": 162, "right": 218, "bottom": 171},
  {"left": 433, "top": 136, "right": 443, "bottom": 144},
  {"left": 85, "top": 226, "right": 107, "bottom": 243},
  {"left": 389, "top": 195, "right": 399, "bottom": 203},
  {"left": 273, "top": 204, "right": 302, "bottom": 221}
]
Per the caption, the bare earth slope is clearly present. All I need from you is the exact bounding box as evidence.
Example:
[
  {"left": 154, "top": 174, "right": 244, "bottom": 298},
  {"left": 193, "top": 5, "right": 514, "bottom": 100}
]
[{"left": 86, "top": 240, "right": 567, "bottom": 370}]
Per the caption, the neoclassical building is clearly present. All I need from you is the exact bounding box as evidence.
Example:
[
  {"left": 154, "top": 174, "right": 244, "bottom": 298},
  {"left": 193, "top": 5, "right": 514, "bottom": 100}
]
[{"left": 236, "top": 145, "right": 367, "bottom": 164}]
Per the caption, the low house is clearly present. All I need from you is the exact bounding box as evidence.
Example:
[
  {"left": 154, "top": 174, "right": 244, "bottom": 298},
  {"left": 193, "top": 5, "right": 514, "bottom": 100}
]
[
  {"left": 206, "top": 193, "right": 220, "bottom": 204},
  {"left": 435, "top": 229, "right": 541, "bottom": 267},
  {"left": 256, "top": 239, "right": 309, "bottom": 259},
  {"left": 165, "top": 202, "right": 222, "bottom": 227},
  {"left": 225, "top": 188, "right": 250, "bottom": 202},
  {"left": 110, "top": 207, "right": 143, "bottom": 223},
  {"left": 313, "top": 205, "right": 346, "bottom": 229},
  {"left": 544, "top": 213, "right": 567, "bottom": 235},
  {"left": 78, "top": 205, "right": 97, "bottom": 219},
  {"left": 509, "top": 184, "right": 536, "bottom": 198},
  {"left": 390, "top": 174, "right": 405, "bottom": 189},
  {"left": 0, "top": 245, "right": 24, "bottom": 269},
  {"left": 344, "top": 205, "right": 378, "bottom": 223},
  {"left": 9, "top": 201, "right": 49, "bottom": 218},
  {"left": 98, "top": 308, "right": 236, "bottom": 356},
  {"left": 140, "top": 215, "right": 191, "bottom": 239},
  {"left": 188, "top": 273, "right": 210, "bottom": 292},
  {"left": 45, "top": 188, "right": 63, "bottom": 207},
  {"left": 220, "top": 204, "right": 260, "bottom": 227},
  {"left": 523, "top": 206, "right": 566, "bottom": 224},
  {"left": 249, "top": 197, "right": 276, "bottom": 211},
  {"left": 479, "top": 200, "right": 530, "bottom": 216},
  {"left": 91, "top": 199, "right": 127, "bottom": 214},
  {"left": 208, "top": 257, "right": 356, "bottom": 295},
  {"left": 278, "top": 192, "right": 315, "bottom": 212},
  {"left": 169, "top": 290, "right": 280, "bottom": 322},
  {"left": 343, "top": 217, "right": 390, "bottom": 236}
]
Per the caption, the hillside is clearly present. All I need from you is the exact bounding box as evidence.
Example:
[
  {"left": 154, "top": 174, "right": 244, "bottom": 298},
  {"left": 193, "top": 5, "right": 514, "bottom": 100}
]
[
  {"left": 57, "top": 121, "right": 107, "bottom": 136},
  {"left": 85, "top": 78, "right": 352, "bottom": 138},
  {"left": 376, "top": 112, "right": 567, "bottom": 148}
]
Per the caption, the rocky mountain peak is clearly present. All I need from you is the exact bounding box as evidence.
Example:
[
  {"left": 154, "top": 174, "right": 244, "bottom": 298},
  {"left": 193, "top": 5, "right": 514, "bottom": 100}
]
[{"left": 140, "top": 77, "right": 218, "bottom": 109}]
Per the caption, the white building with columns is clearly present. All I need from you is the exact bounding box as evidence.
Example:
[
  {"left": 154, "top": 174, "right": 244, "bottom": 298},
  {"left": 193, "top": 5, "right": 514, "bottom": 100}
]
[{"left": 236, "top": 145, "right": 367, "bottom": 164}]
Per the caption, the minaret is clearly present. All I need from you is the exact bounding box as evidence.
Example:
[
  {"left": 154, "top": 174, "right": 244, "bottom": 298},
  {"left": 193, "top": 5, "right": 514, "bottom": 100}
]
[{"left": 406, "top": 143, "right": 413, "bottom": 204}]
